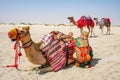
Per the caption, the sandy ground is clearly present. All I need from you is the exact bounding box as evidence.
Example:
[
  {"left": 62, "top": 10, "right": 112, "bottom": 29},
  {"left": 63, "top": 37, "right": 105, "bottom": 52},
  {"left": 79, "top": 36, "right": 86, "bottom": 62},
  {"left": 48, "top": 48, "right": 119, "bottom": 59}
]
[{"left": 0, "top": 24, "right": 120, "bottom": 80}]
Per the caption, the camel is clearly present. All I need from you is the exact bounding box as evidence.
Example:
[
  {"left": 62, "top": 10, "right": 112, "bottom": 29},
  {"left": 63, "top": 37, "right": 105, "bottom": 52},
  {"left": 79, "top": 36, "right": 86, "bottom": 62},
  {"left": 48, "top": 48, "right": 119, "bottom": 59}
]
[
  {"left": 67, "top": 16, "right": 95, "bottom": 37},
  {"left": 8, "top": 26, "right": 93, "bottom": 74},
  {"left": 94, "top": 17, "right": 111, "bottom": 35},
  {"left": 8, "top": 26, "right": 75, "bottom": 74}
]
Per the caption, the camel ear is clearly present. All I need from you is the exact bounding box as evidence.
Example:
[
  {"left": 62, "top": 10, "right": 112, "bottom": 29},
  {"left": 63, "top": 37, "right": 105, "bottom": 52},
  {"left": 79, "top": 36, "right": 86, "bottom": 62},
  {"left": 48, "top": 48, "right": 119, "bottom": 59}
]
[
  {"left": 22, "top": 26, "right": 30, "bottom": 31},
  {"left": 94, "top": 17, "right": 98, "bottom": 20},
  {"left": 67, "top": 17, "right": 70, "bottom": 19}
]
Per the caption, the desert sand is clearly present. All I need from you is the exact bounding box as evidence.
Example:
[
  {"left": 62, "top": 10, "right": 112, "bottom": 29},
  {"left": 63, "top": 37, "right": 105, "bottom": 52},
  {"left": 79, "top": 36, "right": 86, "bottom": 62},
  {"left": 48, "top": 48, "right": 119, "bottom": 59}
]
[{"left": 0, "top": 24, "right": 120, "bottom": 80}]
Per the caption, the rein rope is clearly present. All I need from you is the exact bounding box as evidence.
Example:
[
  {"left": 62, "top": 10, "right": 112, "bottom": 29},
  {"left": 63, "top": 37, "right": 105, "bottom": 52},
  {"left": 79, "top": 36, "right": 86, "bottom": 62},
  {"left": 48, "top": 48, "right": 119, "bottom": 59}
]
[{"left": 1, "top": 40, "right": 22, "bottom": 70}]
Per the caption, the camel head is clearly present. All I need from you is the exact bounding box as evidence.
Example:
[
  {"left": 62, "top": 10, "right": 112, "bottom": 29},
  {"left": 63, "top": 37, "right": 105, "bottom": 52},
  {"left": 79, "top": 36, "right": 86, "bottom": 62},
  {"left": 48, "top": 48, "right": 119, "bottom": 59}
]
[
  {"left": 81, "top": 31, "right": 89, "bottom": 39},
  {"left": 93, "top": 17, "right": 98, "bottom": 20},
  {"left": 67, "top": 16, "right": 77, "bottom": 25},
  {"left": 8, "top": 26, "right": 30, "bottom": 41},
  {"left": 93, "top": 17, "right": 99, "bottom": 25},
  {"left": 67, "top": 17, "right": 74, "bottom": 23}
]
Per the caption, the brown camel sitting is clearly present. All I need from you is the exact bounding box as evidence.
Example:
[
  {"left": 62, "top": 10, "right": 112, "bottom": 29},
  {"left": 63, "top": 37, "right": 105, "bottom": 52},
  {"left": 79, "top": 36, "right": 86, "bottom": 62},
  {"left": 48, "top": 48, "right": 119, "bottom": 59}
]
[
  {"left": 67, "top": 16, "right": 95, "bottom": 37},
  {"left": 8, "top": 26, "right": 93, "bottom": 74},
  {"left": 8, "top": 26, "right": 76, "bottom": 74},
  {"left": 94, "top": 17, "right": 111, "bottom": 35}
]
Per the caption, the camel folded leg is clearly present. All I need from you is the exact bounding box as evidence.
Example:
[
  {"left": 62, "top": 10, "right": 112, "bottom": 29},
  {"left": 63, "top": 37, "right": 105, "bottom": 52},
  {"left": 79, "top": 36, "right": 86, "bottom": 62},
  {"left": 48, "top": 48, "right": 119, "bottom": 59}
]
[
  {"left": 27, "top": 64, "right": 41, "bottom": 71},
  {"left": 36, "top": 66, "right": 53, "bottom": 74}
]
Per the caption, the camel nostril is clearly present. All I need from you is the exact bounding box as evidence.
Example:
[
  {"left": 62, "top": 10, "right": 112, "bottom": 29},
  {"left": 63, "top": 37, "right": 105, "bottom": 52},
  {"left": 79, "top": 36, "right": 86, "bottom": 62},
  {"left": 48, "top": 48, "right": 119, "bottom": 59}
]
[{"left": 8, "top": 32, "right": 12, "bottom": 38}]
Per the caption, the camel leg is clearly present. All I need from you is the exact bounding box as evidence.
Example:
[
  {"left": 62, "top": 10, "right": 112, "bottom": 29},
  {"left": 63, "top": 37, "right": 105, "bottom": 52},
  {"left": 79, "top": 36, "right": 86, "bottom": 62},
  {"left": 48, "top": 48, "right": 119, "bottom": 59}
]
[
  {"left": 106, "top": 26, "right": 110, "bottom": 35},
  {"left": 106, "top": 27, "right": 109, "bottom": 35},
  {"left": 80, "top": 28, "right": 83, "bottom": 34},
  {"left": 87, "top": 27, "right": 90, "bottom": 37},
  {"left": 36, "top": 66, "right": 53, "bottom": 74},
  {"left": 108, "top": 26, "right": 111, "bottom": 35},
  {"left": 90, "top": 27, "right": 93, "bottom": 37},
  {"left": 27, "top": 64, "right": 41, "bottom": 71},
  {"left": 35, "top": 59, "right": 75, "bottom": 74},
  {"left": 100, "top": 26, "right": 103, "bottom": 35}
]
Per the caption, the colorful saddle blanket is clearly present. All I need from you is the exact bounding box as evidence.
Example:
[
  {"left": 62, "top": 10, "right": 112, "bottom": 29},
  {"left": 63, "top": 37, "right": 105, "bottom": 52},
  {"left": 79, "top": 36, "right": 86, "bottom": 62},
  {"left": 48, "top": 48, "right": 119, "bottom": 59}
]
[
  {"left": 77, "top": 16, "right": 94, "bottom": 28},
  {"left": 42, "top": 39, "right": 66, "bottom": 71},
  {"left": 104, "top": 18, "right": 111, "bottom": 24},
  {"left": 99, "top": 18, "right": 111, "bottom": 26}
]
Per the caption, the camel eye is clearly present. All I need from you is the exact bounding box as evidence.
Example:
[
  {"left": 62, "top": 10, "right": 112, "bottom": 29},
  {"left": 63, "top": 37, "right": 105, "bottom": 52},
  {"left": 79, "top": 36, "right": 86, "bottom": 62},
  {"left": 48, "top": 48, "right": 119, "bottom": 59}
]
[
  {"left": 18, "top": 30, "right": 24, "bottom": 33},
  {"left": 20, "top": 30, "right": 24, "bottom": 33}
]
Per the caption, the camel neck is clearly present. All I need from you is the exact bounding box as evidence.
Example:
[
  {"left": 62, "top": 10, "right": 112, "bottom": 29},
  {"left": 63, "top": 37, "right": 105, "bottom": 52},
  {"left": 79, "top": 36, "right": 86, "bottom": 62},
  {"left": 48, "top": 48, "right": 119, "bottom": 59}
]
[
  {"left": 95, "top": 19, "right": 99, "bottom": 25},
  {"left": 22, "top": 39, "right": 33, "bottom": 48},
  {"left": 24, "top": 39, "right": 46, "bottom": 65}
]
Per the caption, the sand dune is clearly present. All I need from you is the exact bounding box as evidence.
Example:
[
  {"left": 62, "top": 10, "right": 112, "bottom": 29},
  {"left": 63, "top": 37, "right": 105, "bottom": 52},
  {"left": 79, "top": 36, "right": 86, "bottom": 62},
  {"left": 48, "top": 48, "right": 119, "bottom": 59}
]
[{"left": 0, "top": 25, "right": 120, "bottom": 80}]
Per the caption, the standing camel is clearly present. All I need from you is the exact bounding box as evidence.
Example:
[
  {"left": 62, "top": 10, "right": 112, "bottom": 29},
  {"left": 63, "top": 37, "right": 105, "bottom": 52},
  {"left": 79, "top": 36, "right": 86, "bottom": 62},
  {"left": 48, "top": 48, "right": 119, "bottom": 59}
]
[
  {"left": 94, "top": 17, "right": 111, "bottom": 35},
  {"left": 8, "top": 26, "right": 75, "bottom": 74},
  {"left": 67, "top": 16, "right": 94, "bottom": 37}
]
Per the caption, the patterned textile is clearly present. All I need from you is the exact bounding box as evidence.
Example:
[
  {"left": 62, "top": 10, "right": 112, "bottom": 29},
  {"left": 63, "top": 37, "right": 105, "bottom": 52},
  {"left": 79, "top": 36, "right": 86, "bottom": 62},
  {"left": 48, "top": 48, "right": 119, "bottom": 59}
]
[
  {"left": 99, "top": 18, "right": 111, "bottom": 26},
  {"left": 77, "top": 16, "right": 94, "bottom": 28},
  {"left": 68, "top": 39, "right": 75, "bottom": 60},
  {"left": 99, "top": 18, "right": 105, "bottom": 26},
  {"left": 41, "top": 34, "right": 53, "bottom": 46},
  {"left": 104, "top": 18, "right": 111, "bottom": 24},
  {"left": 42, "top": 39, "right": 66, "bottom": 71},
  {"left": 77, "top": 16, "right": 85, "bottom": 28},
  {"left": 78, "top": 46, "right": 91, "bottom": 63}
]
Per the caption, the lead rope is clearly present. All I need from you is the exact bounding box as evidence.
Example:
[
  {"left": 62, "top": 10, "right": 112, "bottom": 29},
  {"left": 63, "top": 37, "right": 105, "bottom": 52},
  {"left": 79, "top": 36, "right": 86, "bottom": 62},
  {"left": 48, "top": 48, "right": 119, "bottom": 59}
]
[
  {"left": 0, "top": 40, "right": 22, "bottom": 71},
  {"left": 14, "top": 40, "right": 22, "bottom": 70}
]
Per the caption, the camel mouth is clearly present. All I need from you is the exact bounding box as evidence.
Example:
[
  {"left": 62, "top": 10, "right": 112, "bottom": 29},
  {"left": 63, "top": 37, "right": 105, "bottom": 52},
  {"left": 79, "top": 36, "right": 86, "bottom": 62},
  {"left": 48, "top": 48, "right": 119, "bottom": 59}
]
[
  {"left": 67, "top": 17, "right": 73, "bottom": 20},
  {"left": 8, "top": 34, "right": 17, "bottom": 41},
  {"left": 67, "top": 17, "right": 70, "bottom": 19},
  {"left": 10, "top": 39, "right": 16, "bottom": 41},
  {"left": 8, "top": 28, "right": 18, "bottom": 41}
]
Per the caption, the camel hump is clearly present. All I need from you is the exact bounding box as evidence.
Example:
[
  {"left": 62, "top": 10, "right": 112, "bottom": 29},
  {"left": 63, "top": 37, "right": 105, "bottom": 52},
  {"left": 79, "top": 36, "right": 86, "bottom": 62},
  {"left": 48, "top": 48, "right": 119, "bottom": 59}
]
[
  {"left": 99, "top": 18, "right": 105, "bottom": 25},
  {"left": 104, "top": 18, "right": 111, "bottom": 24},
  {"left": 86, "top": 16, "right": 92, "bottom": 20}
]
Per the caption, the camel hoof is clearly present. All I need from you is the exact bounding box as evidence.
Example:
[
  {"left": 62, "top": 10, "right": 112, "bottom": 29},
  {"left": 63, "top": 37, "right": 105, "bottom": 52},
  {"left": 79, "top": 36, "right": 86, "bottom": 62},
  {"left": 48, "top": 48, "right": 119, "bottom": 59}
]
[
  {"left": 38, "top": 71, "right": 47, "bottom": 75},
  {"left": 32, "top": 67, "right": 38, "bottom": 71},
  {"left": 35, "top": 69, "right": 47, "bottom": 75},
  {"left": 32, "top": 65, "right": 45, "bottom": 71},
  {"left": 89, "top": 36, "right": 92, "bottom": 38}
]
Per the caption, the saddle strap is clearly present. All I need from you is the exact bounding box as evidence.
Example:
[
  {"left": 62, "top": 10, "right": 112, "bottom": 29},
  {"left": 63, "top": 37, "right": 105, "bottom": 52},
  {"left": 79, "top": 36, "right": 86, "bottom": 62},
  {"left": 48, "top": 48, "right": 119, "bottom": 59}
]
[
  {"left": 64, "top": 42, "right": 69, "bottom": 67},
  {"left": 58, "top": 38, "right": 69, "bottom": 67}
]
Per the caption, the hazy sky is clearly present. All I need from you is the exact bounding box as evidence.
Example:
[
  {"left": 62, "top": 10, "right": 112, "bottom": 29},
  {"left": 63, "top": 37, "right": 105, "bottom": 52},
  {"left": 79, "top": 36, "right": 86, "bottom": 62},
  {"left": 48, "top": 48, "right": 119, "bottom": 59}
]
[{"left": 0, "top": 0, "right": 120, "bottom": 25}]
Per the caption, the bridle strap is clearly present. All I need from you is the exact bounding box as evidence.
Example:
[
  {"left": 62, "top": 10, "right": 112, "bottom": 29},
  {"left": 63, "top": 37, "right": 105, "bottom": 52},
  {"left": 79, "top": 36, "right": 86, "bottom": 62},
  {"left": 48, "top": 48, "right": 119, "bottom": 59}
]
[{"left": 22, "top": 39, "right": 33, "bottom": 48}]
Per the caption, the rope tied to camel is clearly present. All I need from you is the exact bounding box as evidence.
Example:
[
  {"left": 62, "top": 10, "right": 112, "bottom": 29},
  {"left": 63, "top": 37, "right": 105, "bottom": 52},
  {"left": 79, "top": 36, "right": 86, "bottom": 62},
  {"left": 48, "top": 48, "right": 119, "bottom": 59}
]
[{"left": 1, "top": 40, "right": 22, "bottom": 69}]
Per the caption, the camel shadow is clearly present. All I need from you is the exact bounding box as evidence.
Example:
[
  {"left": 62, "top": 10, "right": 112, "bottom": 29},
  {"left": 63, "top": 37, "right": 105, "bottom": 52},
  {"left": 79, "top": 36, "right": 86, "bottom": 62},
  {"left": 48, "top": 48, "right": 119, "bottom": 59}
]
[
  {"left": 38, "top": 58, "right": 101, "bottom": 75},
  {"left": 64, "top": 58, "right": 101, "bottom": 69},
  {"left": 90, "top": 58, "right": 101, "bottom": 67},
  {"left": 89, "top": 35, "right": 98, "bottom": 38},
  {"left": 103, "top": 33, "right": 115, "bottom": 36},
  {"left": 64, "top": 58, "right": 101, "bottom": 70},
  {"left": 63, "top": 61, "right": 75, "bottom": 70}
]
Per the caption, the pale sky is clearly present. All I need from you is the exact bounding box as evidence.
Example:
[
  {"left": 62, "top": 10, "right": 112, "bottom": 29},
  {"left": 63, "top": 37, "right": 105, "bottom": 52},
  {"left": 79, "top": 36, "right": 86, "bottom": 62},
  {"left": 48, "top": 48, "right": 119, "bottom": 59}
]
[{"left": 0, "top": 0, "right": 120, "bottom": 25}]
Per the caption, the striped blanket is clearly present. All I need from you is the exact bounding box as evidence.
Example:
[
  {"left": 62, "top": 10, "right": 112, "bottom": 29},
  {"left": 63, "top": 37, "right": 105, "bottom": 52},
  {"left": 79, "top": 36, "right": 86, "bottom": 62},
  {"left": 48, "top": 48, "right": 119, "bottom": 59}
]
[{"left": 42, "top": 39, "right": 66, "bottom": 71}]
